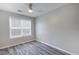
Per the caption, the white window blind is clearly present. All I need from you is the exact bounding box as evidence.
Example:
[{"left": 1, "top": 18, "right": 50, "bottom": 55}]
[{"left": 9, "top": 17, "right": 31, "bottom": 38}]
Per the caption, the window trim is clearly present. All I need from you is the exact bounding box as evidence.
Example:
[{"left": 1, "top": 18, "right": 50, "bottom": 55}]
[{"left": 9, "top": 17, "right": 31, "bottom": 39}]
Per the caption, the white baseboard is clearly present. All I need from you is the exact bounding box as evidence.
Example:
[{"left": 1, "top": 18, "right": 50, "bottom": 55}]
[
  {"left": 0, "top": 39, "right": 35, "bottom": 49},
  {"left": 37, "top": 40, "right": 75, "bottom": 55}
]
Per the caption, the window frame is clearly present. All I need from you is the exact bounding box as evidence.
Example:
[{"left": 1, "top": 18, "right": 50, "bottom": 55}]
[{"left": 9, "top": 17, "right": 31, "bottom": 39}]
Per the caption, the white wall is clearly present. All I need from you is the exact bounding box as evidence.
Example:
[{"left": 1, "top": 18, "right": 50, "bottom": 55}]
[
  {"left": 0, "top": 10, "right": 36, "bottom": 49},
  {"left": 36, "top": 4, "right": 79, "bottom": 54}
]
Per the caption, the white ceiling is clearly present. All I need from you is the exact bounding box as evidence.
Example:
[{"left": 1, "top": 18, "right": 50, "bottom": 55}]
[{"left": 0, "top": 3, "right": 67, "bottom": 17}]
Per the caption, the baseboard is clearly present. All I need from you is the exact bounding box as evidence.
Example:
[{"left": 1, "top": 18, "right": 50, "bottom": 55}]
[
  {"left": 37, "top": 40, "right": 75, "bottom": 55},
  {"left": 0, "top": 39, "right": 35, "bottom": 50}
]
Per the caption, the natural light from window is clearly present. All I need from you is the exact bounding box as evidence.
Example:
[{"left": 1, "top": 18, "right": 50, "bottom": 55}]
[{"left": 9, "top": 17, "right": 31, "bottom": 38}]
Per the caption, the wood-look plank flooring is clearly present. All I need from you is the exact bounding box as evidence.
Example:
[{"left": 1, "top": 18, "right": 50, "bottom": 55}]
[{"left": 0, "top": 41, "right": 70, "bottom": 55}]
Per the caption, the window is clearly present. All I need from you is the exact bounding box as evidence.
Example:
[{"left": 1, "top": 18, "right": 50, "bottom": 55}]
[{"left": 9, "top": 17, "right": 31, "bottom": 38}]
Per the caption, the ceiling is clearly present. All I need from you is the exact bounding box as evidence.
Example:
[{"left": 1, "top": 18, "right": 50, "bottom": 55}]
[{"left": 0, "top": 3, "right": 67, "bottom": 17}]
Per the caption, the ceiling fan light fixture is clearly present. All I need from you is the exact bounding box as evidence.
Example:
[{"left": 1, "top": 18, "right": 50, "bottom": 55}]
[
  {"left": 28, "top": 9, "right": 33, "bottom": 13},
  {"left": 28, "top": 3, "right": 33, "bottom": 13}
]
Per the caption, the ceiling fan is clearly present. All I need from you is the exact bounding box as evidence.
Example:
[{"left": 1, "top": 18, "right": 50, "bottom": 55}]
[{"left": 28, "top": 3, "right": 33, "bottom": 13}]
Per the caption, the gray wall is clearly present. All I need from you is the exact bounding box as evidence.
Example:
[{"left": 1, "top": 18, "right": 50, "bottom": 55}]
[
  {"left": 0, "top": 10, "right": 36, "bottom": 49},
  {"left": 36, "top": 4, "right": 79, "bottom": 54}
]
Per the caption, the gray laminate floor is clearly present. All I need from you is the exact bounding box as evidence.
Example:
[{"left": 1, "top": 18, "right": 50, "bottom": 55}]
[{"left": 0, "top": 41, "right": 70, "bottom": 55}]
